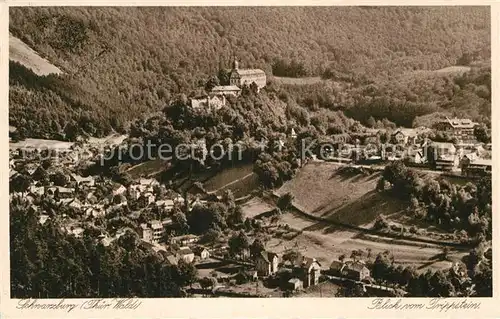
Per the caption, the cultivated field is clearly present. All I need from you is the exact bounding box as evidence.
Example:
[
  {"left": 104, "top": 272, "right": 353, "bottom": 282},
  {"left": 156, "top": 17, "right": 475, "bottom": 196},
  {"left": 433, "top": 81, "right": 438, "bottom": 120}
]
[
  {"left": 269, "top": 211, "right": 468, "bottom": 273},
  {"left": 9, "top": 34, "right": 63, "bottom": 76},
  {"left": 241, "top": 197, "right": 275, "bottom": 219},
  {"left": 203, "top": 164, "right": 259, "bottom": 198},
  {"left": 126, "top": 158, "right": 171, "bottom": 179}
]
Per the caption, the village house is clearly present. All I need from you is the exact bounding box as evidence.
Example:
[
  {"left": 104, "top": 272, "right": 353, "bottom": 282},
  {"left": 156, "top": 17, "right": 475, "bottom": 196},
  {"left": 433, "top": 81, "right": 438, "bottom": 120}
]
[
  {"left": 429, "top": 141, "right": 456, "bottom": 156},
  {"left": 39, "top": 214, "right": 49, "bottom": 225},
  {"left": 156, "top": 199, "right": 176, "bottom": 212},
  {"left": 229, "top": 57, "right": 267, "bottom": 90},
  {"left": 84, "top": 205, "right": 106, "bottom": 218},
  {"left": 112, "top": 183, "right": 127, "bottom": 196},
  {"left": 63, "top": 226, "right": 84, "bottom": 238},
  {"left": 194, "top": 246, "right": 210, "bottom": 260},
  {"left": 287, "top": 278, "right": 304, "bottom": 291},
  {"left": 138, "top": 192, "right": 155, "bottom": 206},
  {"left": 177, "top": 246, "right": 195, "bottom": 263},
  {"left": 392, "top": 128, "right": 418, "bottom": 145},
  {"left": 428, "top": 142, "right": 458, "bottom": 171},
  {"left": 345, "top": 262, "right": 371, "bottom": 281},
  {"left": 435, "top": 117, "right": 478, "bottom": 143},
  {"left": 405, "top": 148, "right": 426, "bottom": 165},
  {"left": 294, "top": 257, "right": 321, "bottom": 288},
  {"left": 256, "top": 251, "right": 280, "bottom": 277},
  {"left": 329, "top": 260, "right": 371, "bottom": 281},
  {"left": 139, "top": 219, "right": 172, "bottom": 244},
  {"left": 46, "top": 186, "right": 74, "bottom": 198},
  {"left": 171, "top": 234, "right": 199, "bottom": 246},
  {"left": 139, "top": 178, "right": 159, "bottom": 188},
  {"left": 28, "top": 185, "right": 45, "bottom": 197},
  {"left": 164, "top": 253, "right": 179, "bottom": 266},
  {"left": 70, "top": 174, "right": 95, "bottom": 187},
  {"left": 150, "top": 220, "right": 165, "bottom": 243},
  {"left": 139, "top": 223, "right": 153, "bottom": 243},
  {"left": 460, "top": 157, "right": 492, "bottom": 177},
  {"left": 58, "top": 198, "right": 82, "bottom": 210},
  {"left": 435, "top": 155, "right": 459, "bottom": 172}
]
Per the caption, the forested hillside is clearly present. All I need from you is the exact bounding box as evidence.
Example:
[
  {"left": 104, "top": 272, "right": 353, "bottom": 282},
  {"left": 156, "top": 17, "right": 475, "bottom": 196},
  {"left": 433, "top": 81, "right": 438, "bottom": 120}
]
[{"left": 9, "top": 7, "right": 490, "bottom": 140}]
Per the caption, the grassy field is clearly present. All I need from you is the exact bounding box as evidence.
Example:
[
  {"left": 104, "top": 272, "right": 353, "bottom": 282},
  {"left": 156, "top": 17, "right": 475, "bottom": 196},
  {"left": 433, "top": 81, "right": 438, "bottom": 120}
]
[
  {"left": 240, "top": 197, "right": 275, "bottom": 219},
  {"left": 202, "top": 163, "right": 259, "bottom": 198},
  {"left": 10, "top": 138, "right": 74, "bottom": 150},
  {"left": 272, "top": 76, "right": 323, "bottom": 85},
  {"left": 275, "top": 162, "right": 406, "bottom": 227},
  {"left": 203, "top": 164, "right": 254, "bottom": 191},
  {"left": 9, "top": 33, "right": 63, "bottom": 76},
  {"left": 126, "top": 158, "right": 171, "bottom": 179}
]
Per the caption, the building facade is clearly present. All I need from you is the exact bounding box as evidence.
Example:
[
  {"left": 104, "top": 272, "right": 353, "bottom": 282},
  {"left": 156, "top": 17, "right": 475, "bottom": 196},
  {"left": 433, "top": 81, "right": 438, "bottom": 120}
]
[
  {"left": 435, "top": 118, "right": 477, "bottom": 143},
  {"left": 229, "top": 57, "right": 267, "bottom": 90}
]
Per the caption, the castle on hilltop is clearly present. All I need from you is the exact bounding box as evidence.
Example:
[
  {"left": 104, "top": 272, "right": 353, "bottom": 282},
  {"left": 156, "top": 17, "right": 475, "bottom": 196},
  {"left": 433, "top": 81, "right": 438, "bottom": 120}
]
[
  {"left": 229, "top": 57, "right": 267, "bottom": 90},
  {"left": 209, "top": 56, "right": 267, "bottom": 98}
]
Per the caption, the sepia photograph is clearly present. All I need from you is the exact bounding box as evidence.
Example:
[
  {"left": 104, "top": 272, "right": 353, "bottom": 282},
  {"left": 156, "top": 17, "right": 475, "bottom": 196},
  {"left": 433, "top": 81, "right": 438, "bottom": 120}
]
[{"left": 8, "top": 5, "right": 492, "bottom": 301}]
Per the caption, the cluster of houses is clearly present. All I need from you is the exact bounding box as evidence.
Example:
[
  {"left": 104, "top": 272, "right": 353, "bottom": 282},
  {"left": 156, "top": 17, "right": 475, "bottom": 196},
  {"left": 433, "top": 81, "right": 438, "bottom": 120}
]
[
  {"left": 314, "top": 117, "right": 491, "bottom": 177},
  {"left": 231, "top": 246, "right": 373, "bottom": 293},
  {"left": 146, "top": 238, "right": 212, "bottom": 267}
]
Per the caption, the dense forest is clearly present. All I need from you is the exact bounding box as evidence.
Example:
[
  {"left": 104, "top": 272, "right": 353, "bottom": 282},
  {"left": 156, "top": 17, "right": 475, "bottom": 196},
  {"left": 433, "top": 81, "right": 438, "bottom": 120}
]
[
  {"left": 9, "top": 7, "right": 491, "bottom": 140},
  {"left": 10, "top": 195, "right": 198, "bottom": 298}
]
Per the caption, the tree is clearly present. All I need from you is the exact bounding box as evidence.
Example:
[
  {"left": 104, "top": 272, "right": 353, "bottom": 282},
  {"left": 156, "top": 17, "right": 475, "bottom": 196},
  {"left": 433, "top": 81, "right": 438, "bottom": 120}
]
[
  {"left": 175, "top": 259, "right": 198, "bottom": 288},
  {"left": 228, "top": 231, "right": 250, "bottom": 258},
  {"left": 217, "top": 68, "right": 231, "bottom": 86},
  {"left": 204, "top": 76, "right": 220, "bottom": 92},
  {"left": 171, "top": 211, "right": 189, "bottom": 236},
  {"left": 200, "top": 228, "right": 221, "bottom": 246},
  {"left": 277, "top": 192, "right": 294, "bottom": 211},
  {"left": 227, "top": 206, "right": 244, "bottom": 227},
  {"left": 10, "top": 173, "right": 32, "bottom": 193},
  {"left": 366, "top": 116, "right": 377, "bottom": 128},
  {"left": 335, "top": 282, "right": 367, "bottom": 297},
  {"left": 250, "top": 238, "right": 265, "bottom": 258},
  {"left": 474, "top": 124, "right": 490, "bottom": 144},
  {"left": 50, "top": 171, "right": 69, "bottom": 187},
  {"left": 283, "top": 250, "right": 300, "bottom": 263},
  {"left": 372, "top": 251, "right": 393, "bottom": 282}
]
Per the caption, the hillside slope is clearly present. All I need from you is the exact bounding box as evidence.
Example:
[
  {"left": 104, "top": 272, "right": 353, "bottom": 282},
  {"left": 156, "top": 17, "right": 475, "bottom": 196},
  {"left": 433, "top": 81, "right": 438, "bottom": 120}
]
[
  {"left": 9, "top": 7, "right": 490, "bottom": 139},
  {"left": 275, "top": 162, "right": 407, "bottom": 226}
]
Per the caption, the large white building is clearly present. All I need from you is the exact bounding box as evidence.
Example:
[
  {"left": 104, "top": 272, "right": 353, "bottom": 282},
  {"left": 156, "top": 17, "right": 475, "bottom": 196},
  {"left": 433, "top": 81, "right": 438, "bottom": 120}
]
[{"left": 229, "top": 57, "right": 267, "bottom": 90}]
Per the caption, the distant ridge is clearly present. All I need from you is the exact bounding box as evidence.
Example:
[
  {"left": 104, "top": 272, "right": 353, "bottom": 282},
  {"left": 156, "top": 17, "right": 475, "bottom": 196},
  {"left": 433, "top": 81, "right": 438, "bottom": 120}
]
[{"left": 9, "top": 33, "right": 63, "bottom": 76}]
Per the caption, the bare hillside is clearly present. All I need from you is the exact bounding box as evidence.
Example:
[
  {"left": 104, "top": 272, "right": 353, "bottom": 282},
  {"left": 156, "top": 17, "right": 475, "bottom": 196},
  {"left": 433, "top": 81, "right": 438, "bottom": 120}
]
[{"left": 9, "top": 34, "right": 62, "bottom": 76}]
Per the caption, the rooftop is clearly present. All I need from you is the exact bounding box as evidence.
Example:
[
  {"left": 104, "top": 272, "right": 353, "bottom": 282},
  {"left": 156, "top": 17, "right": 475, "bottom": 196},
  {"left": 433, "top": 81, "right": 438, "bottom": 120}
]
[
  {"left": 234, "top": 69, "right": 266, "bottom": 76},
  {"left": 212, "top": 85, "right": 241, "bottom": 92},
  {"left": 178, "top": 247, "right": 194, "bottom": 255}
]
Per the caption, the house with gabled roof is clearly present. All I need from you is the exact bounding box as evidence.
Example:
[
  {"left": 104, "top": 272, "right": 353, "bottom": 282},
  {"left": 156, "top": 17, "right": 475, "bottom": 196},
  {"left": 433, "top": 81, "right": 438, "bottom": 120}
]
[
  {"left": 177, "top": 246, "right": 195, "bottom": 263},
  {"left": 229, "top": 57, "right": 266, "bottom": 91},
  {"left": 435, "top": 117, "right": 478, "bottom": 143},
  {"left": 256, "top": 251, "right": 279, "bottom": 277}
]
